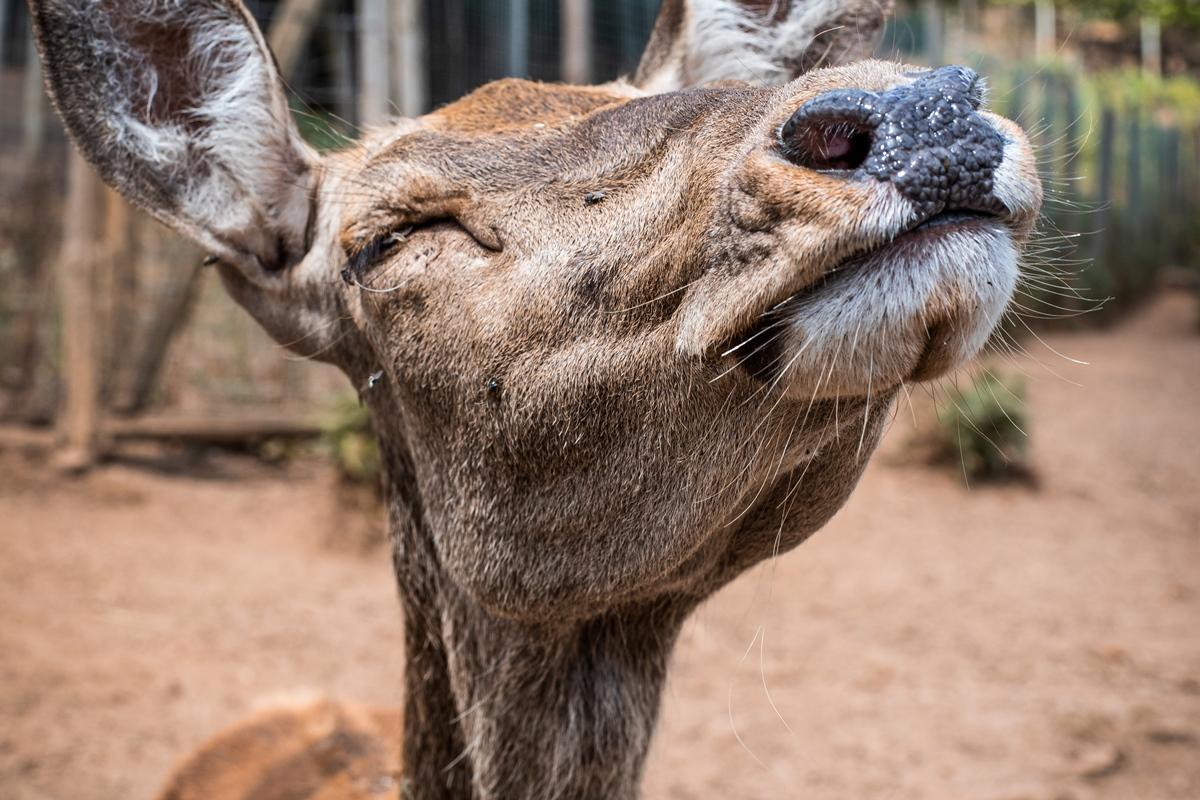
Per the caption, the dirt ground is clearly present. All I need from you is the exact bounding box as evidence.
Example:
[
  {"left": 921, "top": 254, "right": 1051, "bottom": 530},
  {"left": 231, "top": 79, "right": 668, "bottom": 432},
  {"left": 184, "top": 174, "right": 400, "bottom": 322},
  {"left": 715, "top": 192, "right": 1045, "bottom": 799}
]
[{"left": 2, "top": 291, "right": 1197, "bottom": 800}]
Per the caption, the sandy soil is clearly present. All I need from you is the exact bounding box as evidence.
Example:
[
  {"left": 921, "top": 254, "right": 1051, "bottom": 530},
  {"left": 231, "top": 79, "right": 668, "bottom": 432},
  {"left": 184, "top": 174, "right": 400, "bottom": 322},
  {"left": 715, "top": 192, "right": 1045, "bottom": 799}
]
[{"left": 1, "top": 292, "right": 1197, "bottom": 800}]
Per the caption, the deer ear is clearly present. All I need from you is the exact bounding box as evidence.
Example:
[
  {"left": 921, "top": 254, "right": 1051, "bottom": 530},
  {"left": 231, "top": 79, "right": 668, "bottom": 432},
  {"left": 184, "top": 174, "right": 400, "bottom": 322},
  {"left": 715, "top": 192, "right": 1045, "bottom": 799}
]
[
  {"left": 30, "top": 0, "right": 316, "bottom": 275},
  {"left": 635, "top": 0, "right": 894, "bottom": 91}
]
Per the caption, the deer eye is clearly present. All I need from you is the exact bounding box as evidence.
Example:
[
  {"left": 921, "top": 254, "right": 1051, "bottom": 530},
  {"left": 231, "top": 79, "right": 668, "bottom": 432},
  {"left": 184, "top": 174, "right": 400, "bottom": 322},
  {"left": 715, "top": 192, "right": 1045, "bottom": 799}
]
[{"left": 341, "top": 227, "right": 413, "bottom": 285}]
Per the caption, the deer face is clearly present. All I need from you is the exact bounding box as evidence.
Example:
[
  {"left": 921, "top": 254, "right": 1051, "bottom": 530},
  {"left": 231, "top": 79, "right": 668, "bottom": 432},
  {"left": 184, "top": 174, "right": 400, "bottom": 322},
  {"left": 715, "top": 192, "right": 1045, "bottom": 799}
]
[{"left": 33, "top": 0, "right": 1040, "bottom": 622}]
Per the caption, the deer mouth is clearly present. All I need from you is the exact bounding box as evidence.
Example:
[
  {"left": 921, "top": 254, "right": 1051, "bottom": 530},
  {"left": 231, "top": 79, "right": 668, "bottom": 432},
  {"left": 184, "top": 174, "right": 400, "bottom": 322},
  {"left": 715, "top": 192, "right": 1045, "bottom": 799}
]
[
  {"left": 725, "top": 208, "right": 1015, "bottom": 394},
  {"left": 907, "top": 208, "right": 1001, "bottom": 234},
  {"left": 717, "top": 66, "right": 1041, "bottom": 397}
]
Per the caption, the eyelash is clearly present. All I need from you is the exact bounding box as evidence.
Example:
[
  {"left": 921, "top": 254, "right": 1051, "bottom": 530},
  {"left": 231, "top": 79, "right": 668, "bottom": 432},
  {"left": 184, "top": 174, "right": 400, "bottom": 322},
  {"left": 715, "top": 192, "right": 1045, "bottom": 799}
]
[{"left": 341, "top": 226, "right": 414, "bottom": 285}]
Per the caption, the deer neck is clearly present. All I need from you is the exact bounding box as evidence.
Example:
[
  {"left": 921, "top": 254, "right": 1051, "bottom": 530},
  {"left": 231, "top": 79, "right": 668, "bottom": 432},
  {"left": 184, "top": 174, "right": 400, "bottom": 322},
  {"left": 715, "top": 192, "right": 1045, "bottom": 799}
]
[{"left": 380, "top": 437, "right": 688, "bottom": 800}]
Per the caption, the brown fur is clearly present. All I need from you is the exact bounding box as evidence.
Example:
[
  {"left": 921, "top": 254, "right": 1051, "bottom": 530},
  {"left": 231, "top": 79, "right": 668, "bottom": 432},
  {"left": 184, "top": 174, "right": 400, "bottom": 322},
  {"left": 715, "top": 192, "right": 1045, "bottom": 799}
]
[
  {"left": 155, "top": 701, "right": 402, "bottom": 800},
  {"left": 30, "top": 1, "right": 1040, "bottom": 798}
]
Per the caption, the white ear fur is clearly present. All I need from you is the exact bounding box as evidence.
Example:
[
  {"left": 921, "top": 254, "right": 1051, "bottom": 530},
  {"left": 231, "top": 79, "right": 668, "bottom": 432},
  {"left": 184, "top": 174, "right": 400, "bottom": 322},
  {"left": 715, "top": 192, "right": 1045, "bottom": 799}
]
[
  {"left": 32, "top": 0, "right": 316, "bottom": 276},
  {"left": 637, "top": 0, "right": 893, "bottom": 92}
]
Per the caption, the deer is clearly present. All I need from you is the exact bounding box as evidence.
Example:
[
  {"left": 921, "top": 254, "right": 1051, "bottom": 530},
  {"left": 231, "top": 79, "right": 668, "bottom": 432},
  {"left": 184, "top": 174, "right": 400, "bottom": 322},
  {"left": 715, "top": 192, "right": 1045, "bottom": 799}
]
[{"left": 29, "top": 0, "right": 1042, "bottom": 797}]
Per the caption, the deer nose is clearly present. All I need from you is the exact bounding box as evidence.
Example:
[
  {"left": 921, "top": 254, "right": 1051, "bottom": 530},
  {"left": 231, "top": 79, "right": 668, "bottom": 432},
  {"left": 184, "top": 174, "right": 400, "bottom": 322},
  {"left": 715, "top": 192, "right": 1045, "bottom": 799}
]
[{"left": 779, "top": 66, "right": 1007, "bottom": 217}]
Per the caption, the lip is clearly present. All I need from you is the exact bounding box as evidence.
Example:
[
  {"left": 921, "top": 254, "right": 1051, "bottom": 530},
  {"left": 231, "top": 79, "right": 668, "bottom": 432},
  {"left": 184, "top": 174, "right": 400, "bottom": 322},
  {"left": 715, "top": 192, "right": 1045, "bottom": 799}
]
[
  {"left": 721, "top": 208, "right": 1007, "bottom": 385},
  {"left": 907, "top": 209, "right": 1001, "bottom": 235}
]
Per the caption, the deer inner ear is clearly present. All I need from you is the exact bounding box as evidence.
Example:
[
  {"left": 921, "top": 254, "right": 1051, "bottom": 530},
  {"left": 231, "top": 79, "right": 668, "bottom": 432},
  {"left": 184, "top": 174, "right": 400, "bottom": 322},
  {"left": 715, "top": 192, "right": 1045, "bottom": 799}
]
[{"left": 30, "top": 0, "right": 316, "bottom": 277}]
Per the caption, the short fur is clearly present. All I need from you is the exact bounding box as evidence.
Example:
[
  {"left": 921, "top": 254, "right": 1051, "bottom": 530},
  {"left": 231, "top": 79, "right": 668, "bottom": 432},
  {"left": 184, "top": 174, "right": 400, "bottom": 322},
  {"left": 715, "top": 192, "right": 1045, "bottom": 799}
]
[
  {"left": 155, "top": 700, "right": 402, "bottom": 800},
  {"left": 30, "top": 0, "right": 1041, "bottom": 798}
]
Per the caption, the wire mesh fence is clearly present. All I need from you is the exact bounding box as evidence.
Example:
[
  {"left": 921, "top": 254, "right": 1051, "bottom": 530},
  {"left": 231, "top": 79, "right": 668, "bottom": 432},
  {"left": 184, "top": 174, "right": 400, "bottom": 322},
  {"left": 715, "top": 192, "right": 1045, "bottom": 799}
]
[
  {"left": 884, "top": 2, "right": 1200, "bottom": 325},
  {"left": 1, "top": 0, "right": 1198, "bottom": 429},
  {"left": 0, "top": 0, "right": 665, "bottom": 425}
]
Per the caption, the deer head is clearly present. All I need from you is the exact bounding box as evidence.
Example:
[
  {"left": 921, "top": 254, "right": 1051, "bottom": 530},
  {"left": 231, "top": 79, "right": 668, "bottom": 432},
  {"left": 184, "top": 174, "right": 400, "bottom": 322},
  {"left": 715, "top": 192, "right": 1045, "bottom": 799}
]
[{"left": 32, "top": 0, "right": 1041, "bottom": 797}]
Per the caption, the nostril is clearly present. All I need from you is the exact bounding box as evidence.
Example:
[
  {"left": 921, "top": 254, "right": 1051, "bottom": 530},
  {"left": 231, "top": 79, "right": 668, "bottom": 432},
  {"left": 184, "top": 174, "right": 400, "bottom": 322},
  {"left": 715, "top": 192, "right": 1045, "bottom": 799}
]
[
  {"left": 780, "top": 88, "right": 879, "bottom": 173},
  {"left": 780, "top": 118, "right": 874, "bottom": 172}
]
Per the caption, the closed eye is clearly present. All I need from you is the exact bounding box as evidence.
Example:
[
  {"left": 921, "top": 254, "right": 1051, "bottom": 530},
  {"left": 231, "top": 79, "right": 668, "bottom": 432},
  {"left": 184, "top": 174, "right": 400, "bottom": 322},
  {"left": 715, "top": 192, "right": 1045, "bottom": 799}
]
[{"left": 341, "top": 226, "right": 415, "bottom": 285}]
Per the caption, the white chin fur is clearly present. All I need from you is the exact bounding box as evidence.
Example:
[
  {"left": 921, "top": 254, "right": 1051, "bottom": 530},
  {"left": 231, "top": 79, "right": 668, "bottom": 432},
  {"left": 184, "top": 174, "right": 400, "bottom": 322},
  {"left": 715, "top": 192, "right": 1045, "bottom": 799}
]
[{"left": 774, "top": 222, "right": 1018, "bottom": 398}]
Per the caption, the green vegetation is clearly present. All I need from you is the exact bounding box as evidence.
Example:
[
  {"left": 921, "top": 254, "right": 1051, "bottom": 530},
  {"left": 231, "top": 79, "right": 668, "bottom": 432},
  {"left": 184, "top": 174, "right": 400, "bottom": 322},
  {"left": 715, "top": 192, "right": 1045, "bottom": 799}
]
[
  {"left": 290, "top": 100, "right": 355, "bottom": 152},
  {"left": 984, "top": 0, "right": 1200, "bottom": 30},
  {"left": 935, "top": 371, "right": 1033, "bottom": 484},
  {"left": 318, "top": 394, "right": 387, "bottom": 551},
  {"left": 886, "top": 2, "right": 1200, "bottom": 328},
  {"left": 1049, "top": 0, "right": 1200, "bottom": 30},
  {"left": 320, "top": 394, "right": 381, "bottom": 486},
  {"left": 980, "top": 63, "right": 1200, "bottom": 325}
]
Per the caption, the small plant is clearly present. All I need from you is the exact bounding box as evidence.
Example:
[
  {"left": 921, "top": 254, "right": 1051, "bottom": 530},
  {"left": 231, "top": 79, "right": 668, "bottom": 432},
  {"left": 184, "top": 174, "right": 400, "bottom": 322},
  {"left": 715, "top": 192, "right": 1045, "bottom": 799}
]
[
  {"left": 319, "top": 393, "right": 385, "bottom": 552},
  {"left": 320, "top": 394, "right": 381, "bottom": 487},
  {"left": 290, "top": 101, "right": 355, "bottom": 153},
  {"left": 935, "top": 371, "right": 1033, "bottom": 484}
]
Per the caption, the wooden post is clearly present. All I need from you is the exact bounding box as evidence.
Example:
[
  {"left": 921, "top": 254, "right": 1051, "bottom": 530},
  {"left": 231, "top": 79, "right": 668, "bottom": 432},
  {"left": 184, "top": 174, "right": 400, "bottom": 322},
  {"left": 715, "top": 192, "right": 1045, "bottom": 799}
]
[
  {"left": 55, "top": 151, "right": 106, "bottom": 472},
  {"left": 357, "top": 0, "right": 390, "bottom": 125},
  {"left": 268, "top": 0, "right": 328, "bottom": 81},
  {"left": 560, "top": 0, "right": 592, "bottom": 84},
  {"left": 390, "top": 0, "right": 427, "bottom": 117},
  {"left": 100, "top": 188, "right": 137, "bottom": 409}
]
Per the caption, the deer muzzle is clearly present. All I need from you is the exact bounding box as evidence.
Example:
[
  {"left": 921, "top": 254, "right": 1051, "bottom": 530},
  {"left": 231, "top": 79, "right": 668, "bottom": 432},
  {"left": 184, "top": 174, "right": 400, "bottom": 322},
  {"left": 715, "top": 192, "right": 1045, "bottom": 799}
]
[{"left": 779, "top": 66, "right": 1008, "bottom": 222}]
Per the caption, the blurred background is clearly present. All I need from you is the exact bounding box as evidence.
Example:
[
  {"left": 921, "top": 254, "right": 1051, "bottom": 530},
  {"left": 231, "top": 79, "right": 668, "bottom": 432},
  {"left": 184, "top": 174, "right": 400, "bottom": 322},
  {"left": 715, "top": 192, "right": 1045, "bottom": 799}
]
[{"left": 1, "top": 2, "right": 1197, "bottom": 799}]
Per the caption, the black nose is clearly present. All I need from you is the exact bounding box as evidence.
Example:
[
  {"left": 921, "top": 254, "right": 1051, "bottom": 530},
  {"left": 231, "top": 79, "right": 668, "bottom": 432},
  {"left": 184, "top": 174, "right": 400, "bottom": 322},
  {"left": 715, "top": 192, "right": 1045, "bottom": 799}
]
[{"left": 779, "top": 66, "right": 1007, "bottom": 217}]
